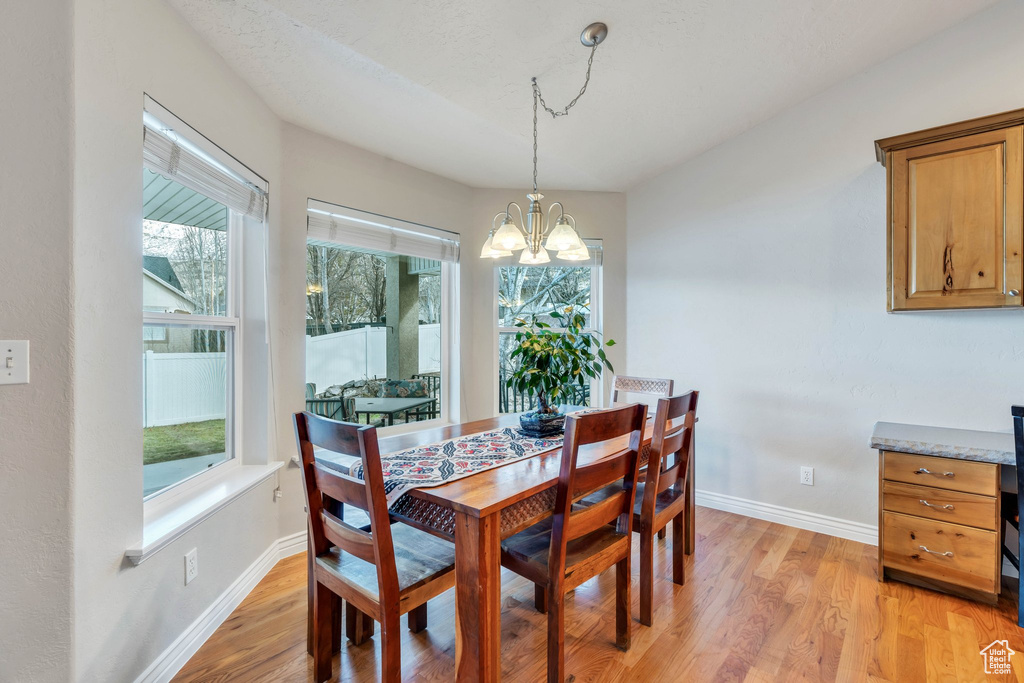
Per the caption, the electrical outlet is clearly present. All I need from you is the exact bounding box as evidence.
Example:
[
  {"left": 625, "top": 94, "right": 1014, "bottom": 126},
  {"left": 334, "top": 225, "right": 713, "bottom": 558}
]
[
  {"left": 800, "top": 466, "right": 814, "bottom": 486},
  {"left": 185, "top": 548, "right": 198, "bottom": 585}
]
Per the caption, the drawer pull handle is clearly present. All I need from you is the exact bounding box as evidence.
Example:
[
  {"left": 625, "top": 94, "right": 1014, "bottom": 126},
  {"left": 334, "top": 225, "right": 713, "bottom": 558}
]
[
  {"left": 918, "top": 545, "right": 953, "bottom": 558},
  {"left": 918, "top": 499, "right": 954, "bottom": 511},
  {"left": 914, "top": 468, "right": 955, "bottom": 477}
]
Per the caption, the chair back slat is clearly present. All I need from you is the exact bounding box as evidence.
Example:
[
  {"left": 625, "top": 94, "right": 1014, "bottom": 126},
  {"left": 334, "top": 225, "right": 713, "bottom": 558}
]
[
  {"left": 293, "top": 411, "right": 401, "bottom": 596},
  {"left": 549, "top": 404, "right": 647, "bottom": 574},
  {"left": 645, "top": 391, "right": 699, "bottom": 506},
  {"left": 313, "top": 462, "right": 370, "bottom": 510},
  {"left": 321, "top": 510, "right": 376, "bottom": 564},
  {"left": 304, "top": 414, "right": 364, "bottom": 457},
  {"left": 571, "top": 449, "right": 632, "bottom": 498},
  {"left": 654, "top": 428, "right": 688, "bottom": 494},
  {"left": 610, "top": 375, "right": 674, "bottom": 404},
  {"left": 573, "top": 407, "right": 646, "bottom": 447},
  {"left": 567, "top": 490, "right": 627, "bottom": 540}
]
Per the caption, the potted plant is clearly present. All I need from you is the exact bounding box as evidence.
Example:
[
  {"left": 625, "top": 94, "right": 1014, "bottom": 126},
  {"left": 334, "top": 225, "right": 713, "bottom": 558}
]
[{"left": 506, "top": 305, "right": 616, "bottom": 437}]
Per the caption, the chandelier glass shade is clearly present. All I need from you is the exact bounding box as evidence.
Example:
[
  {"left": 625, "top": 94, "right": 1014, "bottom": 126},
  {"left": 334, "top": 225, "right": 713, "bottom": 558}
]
[
  {"left": 481, "top": 22, "right": 607, "bottom": 264},
  {"left": 556, "top": 242, "right": 591, "bottom": 261}
]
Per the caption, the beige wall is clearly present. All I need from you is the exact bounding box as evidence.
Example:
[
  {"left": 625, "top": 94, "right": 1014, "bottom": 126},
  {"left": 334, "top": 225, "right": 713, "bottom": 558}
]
[
  {"left": 5, "top": 1, "right": 621, "bottom": 679},
  {"left": 71, "top": 0, "right": 283, "bottom": 680},
  {"left": 0, "top": 1, "right": 75, "bottom": 681},
  {"left": 273, "top": 123, "right": 474, "bottom": 539},
  {"left": 626, "top": 0, "right": 1024, "bottom": 533}
]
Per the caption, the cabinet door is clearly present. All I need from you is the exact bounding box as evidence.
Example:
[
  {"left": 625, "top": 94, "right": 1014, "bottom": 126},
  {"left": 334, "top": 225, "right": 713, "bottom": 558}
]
[{"left": 890, "top": 126, "right": 1023, "bottom": 310}]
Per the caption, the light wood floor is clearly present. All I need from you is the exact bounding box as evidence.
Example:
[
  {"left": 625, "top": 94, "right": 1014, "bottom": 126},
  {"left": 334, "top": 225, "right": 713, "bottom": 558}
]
[{"left": 174, "top": 507, "right": 1024, "bottom": 682}]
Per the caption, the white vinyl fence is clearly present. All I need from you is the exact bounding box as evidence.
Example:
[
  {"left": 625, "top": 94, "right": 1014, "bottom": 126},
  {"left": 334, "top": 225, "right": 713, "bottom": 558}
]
[
  {"left": 143, "top": 351, "right": 227, "bottom": 428},
  {"left": 306, "top": 326, "right": 387, "bottom": 393},
  {"left": 305, "top": 324, "right": 441, "bottom": 393},
  {"left": 143, "top": 325, "right": 443, "bottom": 427},
  {"left": 418, "top": 323, "right": 441, "bottom": 374}
]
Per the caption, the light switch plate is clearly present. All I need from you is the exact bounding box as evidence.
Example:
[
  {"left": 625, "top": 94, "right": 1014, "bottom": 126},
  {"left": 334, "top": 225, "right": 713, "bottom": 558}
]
[{"left": 0, "top": 341, "right": 29, "bottom": 385}]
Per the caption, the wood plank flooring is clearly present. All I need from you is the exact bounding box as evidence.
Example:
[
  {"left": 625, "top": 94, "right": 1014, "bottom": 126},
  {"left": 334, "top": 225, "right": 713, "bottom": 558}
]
[{"left": 174, "top": 507, "right": 1024, "bottom": 682}]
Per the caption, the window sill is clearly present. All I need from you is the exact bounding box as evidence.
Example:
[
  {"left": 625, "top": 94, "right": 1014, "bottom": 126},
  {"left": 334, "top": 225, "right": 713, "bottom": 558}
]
[{"left": 126, "top": 461, "right": 283, "bottom": 565}]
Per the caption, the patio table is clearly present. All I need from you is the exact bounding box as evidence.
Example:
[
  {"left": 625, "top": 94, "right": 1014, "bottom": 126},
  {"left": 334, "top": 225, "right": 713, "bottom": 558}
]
[{"left": 350, "top": 396, "right": 437, "bottom": 425}]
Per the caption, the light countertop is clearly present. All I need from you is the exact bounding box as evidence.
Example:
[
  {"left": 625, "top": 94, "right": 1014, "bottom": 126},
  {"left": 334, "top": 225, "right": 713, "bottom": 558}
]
[{"left": 870, "top": 421, "right": 1016, "bottom": 465}]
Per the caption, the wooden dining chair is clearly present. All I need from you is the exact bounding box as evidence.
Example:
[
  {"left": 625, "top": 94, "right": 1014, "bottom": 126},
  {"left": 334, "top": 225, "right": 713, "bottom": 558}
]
[
  {"left": 294, "top": 411, "right": 456, "bottom": 683},
  {"left": 633, "top": 391, "right": 698, "bottom": 625},
  {"left": 580, "top": 392, "right": 697, "bottom": 626},
  {"left": 608, "top": 375, "right": 679, "bottom": 539},
  {"left": 609, "top": 374, "right": 674, "bottom": 404},
  {"left": 1001, "top": 405, "right": 1024, "bottom": 627},
  {"left": 500, "top": 404, "right": 647, "bottom": 683}
]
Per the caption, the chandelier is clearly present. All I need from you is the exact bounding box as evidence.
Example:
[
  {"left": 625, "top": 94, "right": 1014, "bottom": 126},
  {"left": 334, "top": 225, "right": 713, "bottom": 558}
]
[{"left": 480, "top": 22, "right": 608, "bottom": 264}]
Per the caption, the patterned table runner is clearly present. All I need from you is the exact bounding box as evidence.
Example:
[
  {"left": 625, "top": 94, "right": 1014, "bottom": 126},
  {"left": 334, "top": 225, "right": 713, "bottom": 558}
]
[{"left": 348, "top": 425, "right": 568, "bottom": 508}]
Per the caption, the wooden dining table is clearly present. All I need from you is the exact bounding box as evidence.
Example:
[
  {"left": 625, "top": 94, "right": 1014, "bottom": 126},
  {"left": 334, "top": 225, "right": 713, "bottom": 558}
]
[{"left": 311, "top": 409, "right": 695, "bottom": 682}]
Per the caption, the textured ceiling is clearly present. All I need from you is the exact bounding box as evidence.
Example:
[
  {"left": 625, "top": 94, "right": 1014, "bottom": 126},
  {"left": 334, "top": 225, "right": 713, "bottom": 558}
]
[{"left": 168, "top": 0, "right": 999, "bottom": 191}]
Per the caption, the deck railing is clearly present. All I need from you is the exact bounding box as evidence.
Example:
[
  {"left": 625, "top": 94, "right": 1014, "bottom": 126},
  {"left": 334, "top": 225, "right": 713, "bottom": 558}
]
[{"left": 498, "top": 374, "right": 591, "bottom": 414}]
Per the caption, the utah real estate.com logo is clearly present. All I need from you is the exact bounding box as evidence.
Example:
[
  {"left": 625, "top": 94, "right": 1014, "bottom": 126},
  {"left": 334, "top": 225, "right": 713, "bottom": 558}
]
[{"left": 980, "top": 640, "right": 1015, "bottom": 675}]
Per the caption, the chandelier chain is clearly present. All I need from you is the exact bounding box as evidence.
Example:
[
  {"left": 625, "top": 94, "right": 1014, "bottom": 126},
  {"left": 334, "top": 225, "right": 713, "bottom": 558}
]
[
  {"left": 532, "top": 44, "right": 598, "bottom": 119},
  {"left": 530, "top": 43, "right": 599, "bottom": 195},
  {"left": 532, "top": 86, "right": 539, "bottom": 194}
]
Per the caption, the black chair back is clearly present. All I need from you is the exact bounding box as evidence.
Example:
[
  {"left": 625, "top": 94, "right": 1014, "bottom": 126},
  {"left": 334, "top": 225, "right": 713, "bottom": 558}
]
[{"left": 1013, "top": 406, "right": 1024, "bottom": 626}]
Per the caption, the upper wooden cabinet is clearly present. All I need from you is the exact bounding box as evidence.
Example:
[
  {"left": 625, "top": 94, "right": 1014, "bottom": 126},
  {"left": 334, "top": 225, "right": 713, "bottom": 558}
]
[{"left": 877, "top": 110, "right": 1024, "bottom": 311}]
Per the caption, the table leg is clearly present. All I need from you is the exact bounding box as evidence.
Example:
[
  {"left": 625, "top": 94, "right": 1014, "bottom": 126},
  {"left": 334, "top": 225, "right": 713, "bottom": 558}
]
[
  {"left": 454, "top": 511, "right": 501, "bottom": 682},
  {"left": 686, "top": 444, "right": 695, "bottom": 555},
  {"left": 306, "top": 528, "right": 314, "bottom": 656}
]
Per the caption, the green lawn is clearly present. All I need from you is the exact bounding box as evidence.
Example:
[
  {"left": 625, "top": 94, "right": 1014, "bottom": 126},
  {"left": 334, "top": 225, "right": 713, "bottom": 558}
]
[{"left": 143, "top": 419, "right": 226, "bottom": 465}]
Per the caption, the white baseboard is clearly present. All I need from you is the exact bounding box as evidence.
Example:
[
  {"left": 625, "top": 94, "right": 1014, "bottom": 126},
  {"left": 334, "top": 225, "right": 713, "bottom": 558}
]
[
  {"left": 135, "top": 531, "right": 307, "bottom": 683},
  {"left": 696, "top": 489, "right": 878, "bottom": 546},
  {"left": 277, "top": 530, "right": 308, "bottom": 558}
]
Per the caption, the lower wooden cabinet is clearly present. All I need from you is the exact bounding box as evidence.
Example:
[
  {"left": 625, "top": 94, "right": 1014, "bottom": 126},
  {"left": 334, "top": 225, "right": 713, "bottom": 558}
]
[{"left": 878, "top": 451, "right": 1001, "bottom": 604}]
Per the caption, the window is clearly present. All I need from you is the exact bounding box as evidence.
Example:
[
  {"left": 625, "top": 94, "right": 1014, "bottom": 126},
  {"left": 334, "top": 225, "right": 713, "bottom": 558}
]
[
  {"left": 305, "top": 201, "right": 459, "bottom": 429},
  {"left": 496, "top": 242, "right": 602, "bottom": 413},
  {"left": 141, "top": 96, "right": 267, "bottom": 499}
]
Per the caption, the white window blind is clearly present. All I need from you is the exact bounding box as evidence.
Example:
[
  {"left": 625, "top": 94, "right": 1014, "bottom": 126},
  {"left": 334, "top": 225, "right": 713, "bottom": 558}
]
[
  {"left": 143, "top": 97, "right": 268, "bottom": 222},
  {"left": 306, "top": 200, "right": 459, "bottom": 263}
]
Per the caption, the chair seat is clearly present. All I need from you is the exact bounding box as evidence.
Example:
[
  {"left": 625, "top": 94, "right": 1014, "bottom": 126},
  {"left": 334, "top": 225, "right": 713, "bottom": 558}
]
[
  {"left": 582, "top": 481, "right": 682, "bottom": 519},
  {"left": 316, "top": 522, "right": 455, "bottom": 597},
  {"left": 500, "top": 514, "right": 628, "bottom": 584}
]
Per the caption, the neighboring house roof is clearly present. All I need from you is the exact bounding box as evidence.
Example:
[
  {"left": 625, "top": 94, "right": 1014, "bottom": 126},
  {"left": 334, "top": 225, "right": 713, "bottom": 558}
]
[
  {"left": 143, "top": 257, "right": 195, "bottom": 313},
  {"left": 144, "top": 255, "right": 184, "bottom": 291}
]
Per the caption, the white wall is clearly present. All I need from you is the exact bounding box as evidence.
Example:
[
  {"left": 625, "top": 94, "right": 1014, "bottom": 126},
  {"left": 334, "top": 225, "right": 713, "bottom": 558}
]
[
  {"left": 626, "top": 0, "right": 1024, "bottom": 530},
  {"left": 464, "top": 189, "right": 628, "bottom": 420},
  {"left": 71, "top": 0, "right": 282, "bottom": 680},
  {"left": 274, "top": 122, "right": 475, "bottom": 542},
  {"left": 0, "top": 1, "right": 75, "bottom": 681}
]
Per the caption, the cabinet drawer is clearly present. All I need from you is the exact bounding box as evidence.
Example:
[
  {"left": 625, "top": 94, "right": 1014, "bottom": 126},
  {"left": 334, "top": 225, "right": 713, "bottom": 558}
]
[
  {"left": 881, "top": 512, "right": 998, "bottom": 594},
  {"left": 882, "top": 452, "right": 998, "bottom": 496},
  {"left": 882, "top": 481, "right": 998, "bottom": 530}
]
